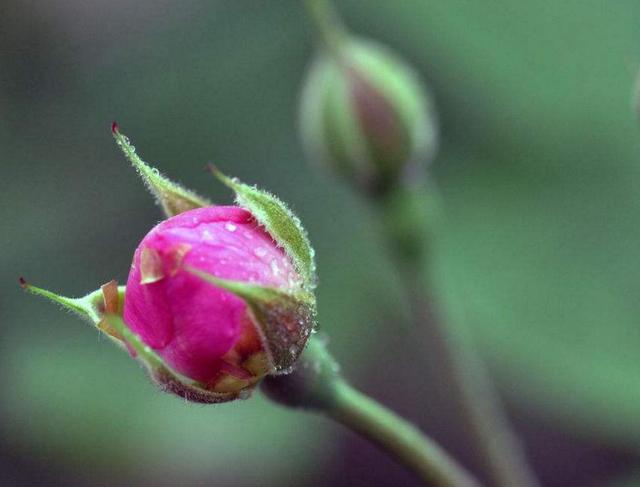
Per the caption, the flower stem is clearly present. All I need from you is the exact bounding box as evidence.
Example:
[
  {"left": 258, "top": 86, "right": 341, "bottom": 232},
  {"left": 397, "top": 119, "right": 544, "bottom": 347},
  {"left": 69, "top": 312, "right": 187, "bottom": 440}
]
[
  {"left": 302, "top": 0, "right": 347, "bottom": 56},
  {"left": 377, "top": 183, "right": 540, "bottom": 487},
  {"left": 327, "top": 379, "right": 481, "bottom": 487},
  {"left": 261, "top": 337, "right": 481, "bottom": 487}
]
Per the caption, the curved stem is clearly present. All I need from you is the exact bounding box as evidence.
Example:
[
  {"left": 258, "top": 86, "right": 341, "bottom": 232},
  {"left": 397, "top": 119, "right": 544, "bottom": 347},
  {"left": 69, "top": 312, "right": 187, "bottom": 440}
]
[
  {"left": 328, "top": 380, "right": 482, "bottom": 487},
  {"left": 302, "top": 0, "right": 348, "bottom": 56},
  {"left": 261, "top": 337, "right": 481, "bottom": 487},
  {"left": 378, "top": 184, "right": 540, "bottom": 487}
]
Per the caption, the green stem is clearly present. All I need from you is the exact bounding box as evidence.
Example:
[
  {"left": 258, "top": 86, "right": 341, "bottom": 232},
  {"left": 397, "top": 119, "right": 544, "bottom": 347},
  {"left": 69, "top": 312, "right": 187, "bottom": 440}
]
[
  {"left": 261, "top": 337, "right": 481, "bottom": 487},
  {"left": 328, "top": 380, "right": 481, "bottom": 487},
  {"left": 302, "top": 0, "right": 348, "bottom": 56},
  {"left": 378, "top": 184, "right": 540, "bottom": 487}
]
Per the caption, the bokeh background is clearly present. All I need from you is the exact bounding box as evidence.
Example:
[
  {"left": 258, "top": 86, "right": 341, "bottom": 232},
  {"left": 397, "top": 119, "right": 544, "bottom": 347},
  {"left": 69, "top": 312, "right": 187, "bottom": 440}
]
[{"left": 2, "top": 1, "right": 640, "bottom": 486}]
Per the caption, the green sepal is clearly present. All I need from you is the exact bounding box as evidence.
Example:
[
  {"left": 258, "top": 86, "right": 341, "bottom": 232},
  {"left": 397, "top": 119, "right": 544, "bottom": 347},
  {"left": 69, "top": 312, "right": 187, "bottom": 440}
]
[
  {"left": 112, "top": 123, "right": 212, "bottom": 217},
  {"left": 104, "top": 315, "right": 241, "bottom": 404},
  {"left": 20, "top": 278, "right": 126, "bottom": 346},
  {"left": 209, "top": 166, "right": 317, "bottom": 291},
  {"left": 187, "top": 267, "right": 317, "bottom": 374}
]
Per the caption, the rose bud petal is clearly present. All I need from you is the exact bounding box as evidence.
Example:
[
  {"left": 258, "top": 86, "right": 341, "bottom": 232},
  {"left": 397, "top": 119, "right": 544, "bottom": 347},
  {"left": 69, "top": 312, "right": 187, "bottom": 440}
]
[{"left": 123, "top": 205, "right": 305, "bottom": 398}]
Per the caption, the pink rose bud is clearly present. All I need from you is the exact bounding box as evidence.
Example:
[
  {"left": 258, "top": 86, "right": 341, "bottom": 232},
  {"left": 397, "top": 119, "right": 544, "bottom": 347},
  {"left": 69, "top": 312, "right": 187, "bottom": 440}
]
[
  {"left": 124, "top": 205, "right": 303, "bottom": 397},
  {"left": 24, "top": 126, "right": 317, "bottom": 404}
]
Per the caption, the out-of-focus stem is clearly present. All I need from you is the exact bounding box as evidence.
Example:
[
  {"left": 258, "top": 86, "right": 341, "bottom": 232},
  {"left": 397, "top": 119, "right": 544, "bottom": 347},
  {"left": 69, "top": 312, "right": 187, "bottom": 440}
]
[
  {"left": 262, "top": 337, "right": 482, "bottom": 487},
  {"left": 302, "top": 0, "right": 348, "bottom": 56},
  {"left": 378, "top": 184, "right": 540, "bottom": 487}
]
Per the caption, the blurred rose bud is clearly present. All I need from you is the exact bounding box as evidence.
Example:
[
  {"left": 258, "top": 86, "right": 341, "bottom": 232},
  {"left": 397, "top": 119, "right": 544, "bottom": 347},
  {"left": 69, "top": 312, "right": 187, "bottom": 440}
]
[
  {"left": 124, "top": 205, "right": 306, "bottom": 398},
  {"left": 300, "top": 38, "right": 438, "bottom": 196}
]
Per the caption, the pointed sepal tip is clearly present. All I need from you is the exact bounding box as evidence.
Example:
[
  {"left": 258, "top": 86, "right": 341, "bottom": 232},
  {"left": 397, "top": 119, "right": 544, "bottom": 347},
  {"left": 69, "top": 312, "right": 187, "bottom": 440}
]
[{"left": 112, "top": 124, "right": 212, "bottom": 217}]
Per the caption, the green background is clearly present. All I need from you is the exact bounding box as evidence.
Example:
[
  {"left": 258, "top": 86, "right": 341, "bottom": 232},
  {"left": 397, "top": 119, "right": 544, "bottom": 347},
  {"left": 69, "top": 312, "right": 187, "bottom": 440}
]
[{"left": 2, "top": 1, "right": 639, "bottom": 485}]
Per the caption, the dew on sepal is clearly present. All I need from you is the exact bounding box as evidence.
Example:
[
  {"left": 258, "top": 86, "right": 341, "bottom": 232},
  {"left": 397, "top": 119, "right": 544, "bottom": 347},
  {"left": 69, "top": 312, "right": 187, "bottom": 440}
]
[
  {"left": 206, "top": 165, "right": 317, "bottom": 292},
  {"left": 251, "top": 297, "right": 317, "bottom": 375},
  {"left": 112, "top": 124, "right": 212, "bottom": 217}
]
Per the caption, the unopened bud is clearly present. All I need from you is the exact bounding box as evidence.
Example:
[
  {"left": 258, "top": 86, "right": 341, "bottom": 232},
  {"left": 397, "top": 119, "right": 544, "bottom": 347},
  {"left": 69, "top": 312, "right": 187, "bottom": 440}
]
[
  {"left": 22, "top": 128, "right": 319, "bottom": 404},
  {"left": 124, "top": 205, "right": 316, "bottom": 402},
  {"left": 300, "top": 38, "right": 438, "bottom": 196}
]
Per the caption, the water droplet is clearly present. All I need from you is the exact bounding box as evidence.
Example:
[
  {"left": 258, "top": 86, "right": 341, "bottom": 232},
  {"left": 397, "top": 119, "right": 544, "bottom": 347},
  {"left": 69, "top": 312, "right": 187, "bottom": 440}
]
[
  {"left": 202, "top": 229, "right": 213, "bottom": 241},
  {"left": 270, "top": 260, "right": 281, "bottom": 276},
  {"left": 225, "top": 223, "right": 237, "bottom": 232},
  {"left": 254, "top": 247, "right": 267, "bottom": 258}
]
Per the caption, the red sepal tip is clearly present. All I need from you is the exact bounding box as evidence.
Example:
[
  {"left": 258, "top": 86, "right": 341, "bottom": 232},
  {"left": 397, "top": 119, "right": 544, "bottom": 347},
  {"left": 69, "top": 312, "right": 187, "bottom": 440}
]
[
  {"left": 18, "top": 276, "right": 28, "bottom": 289},
  {"left": 111, "top": 121, "right": 119, "bottom": 134}
]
